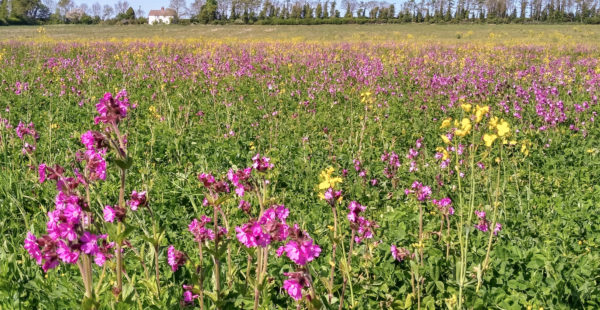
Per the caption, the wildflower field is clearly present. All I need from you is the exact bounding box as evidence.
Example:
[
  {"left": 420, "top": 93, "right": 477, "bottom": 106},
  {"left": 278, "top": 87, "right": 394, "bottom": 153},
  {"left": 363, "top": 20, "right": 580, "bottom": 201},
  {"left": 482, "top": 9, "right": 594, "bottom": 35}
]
[{"left": 1, "top": 25, "right": 600, "bottom": 309}]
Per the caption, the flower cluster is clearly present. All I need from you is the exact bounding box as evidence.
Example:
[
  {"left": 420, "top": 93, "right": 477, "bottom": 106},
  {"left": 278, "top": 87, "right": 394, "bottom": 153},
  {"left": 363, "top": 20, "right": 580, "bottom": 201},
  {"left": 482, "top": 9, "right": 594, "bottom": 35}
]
[
  {"left": 381, "top": 151, "right": 401, "bottom": 179},
  {"left": 15, "top": 121, "right": 39, "bottom": 154},
  {"left": 25, "top": 172, "right": 113, "bottom": 271},
  {"left": 390, "top": 245, "right": 413, "bottom": 262},
  {"left": 94, "top": 90, "right": 131, "bottom": 125},
  {"left": 432, "top": 197, "right": 454, "bottom": 215},
  {"left": 474, "top": 210, "right": 502, "bottom": 235},
  {"left": 405, "top": 181, "right": 432, "bottom": 202},
  {"left": 167, "top": 245, "right": 186, "bottom": 271},
  {"left": 236, "top": 205, "right": 290, "bottom": 248},
  {"left": 282, "top": 271, "right": 311, "bottom": 301},
  {"left": 347, "top": 201, "right": 378, "bottom": 243},
  {"left": 277, "top": 224, "right": 321, "bottom": 266},
  {"left": 189, "top": 215, "right": 215, "bottom": 243}
]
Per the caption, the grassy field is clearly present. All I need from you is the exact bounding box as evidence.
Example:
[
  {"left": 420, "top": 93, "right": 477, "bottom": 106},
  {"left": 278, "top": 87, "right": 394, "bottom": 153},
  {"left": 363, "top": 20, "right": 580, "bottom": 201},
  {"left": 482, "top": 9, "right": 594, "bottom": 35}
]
[
  {"left": 1, "top": 25, "right": 600, "bottom": 309},
  {"left": 1, "top": 24, "right": 600, "bottom": 44}
]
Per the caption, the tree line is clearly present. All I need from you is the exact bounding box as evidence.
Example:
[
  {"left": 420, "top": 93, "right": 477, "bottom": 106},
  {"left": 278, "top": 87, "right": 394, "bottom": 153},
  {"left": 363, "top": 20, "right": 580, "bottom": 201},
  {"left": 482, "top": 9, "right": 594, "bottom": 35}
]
[{"left": 1, "top": 0, "right": 600, "bottom": 26}]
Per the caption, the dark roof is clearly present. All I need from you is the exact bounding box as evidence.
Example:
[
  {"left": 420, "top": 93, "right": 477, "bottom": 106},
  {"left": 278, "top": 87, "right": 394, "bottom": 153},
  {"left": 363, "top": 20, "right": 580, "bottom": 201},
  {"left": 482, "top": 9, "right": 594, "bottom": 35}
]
[{"left": 148, "top": 8, "right": 176, "bottom": 17}]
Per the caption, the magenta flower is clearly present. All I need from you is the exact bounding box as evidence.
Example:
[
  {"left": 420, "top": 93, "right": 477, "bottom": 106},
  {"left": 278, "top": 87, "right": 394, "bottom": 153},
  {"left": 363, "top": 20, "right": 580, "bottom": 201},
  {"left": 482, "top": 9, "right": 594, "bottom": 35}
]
[
  {"left": 24, "top": 232, "right": 42, "bottom": 265},
  {"left": 432, "top": 197, "right": 454, "bottom": 215},
  {"left": 493, "top": 223, "right": 502, "bottom": 235},
  {"left": 282, "top": 272, "right": 310, "bottom": 301},
  {"left": 182, "top": 284, "right": 199, "bottom": 304},
  {"left": 189, "top": 216, "right": 215, "bottom": 243},
  {"left": 15, "top": 121, "right": 39, "bottom": 141},
  {"left": 128, "top": 190, "right": 147, "bottom": 211},
  {"left": 406, "top": 181, "right": 432, "bottom": 201},
  {"left": 94, "top": 90, "right": 130, "bottom": 125},
  {"left": 252, "top": 153, "right": 274, "bottom": 171},
  {"left": 390, "top": 245, "right": 412, "bottom": 262},
  {"left": 238, "top": 200, "right": 251, "bottom": 213},
  {"left": 56, "top": 240, "right": 79, "bottom": 264},
  {"left": 167, "top": 245, "right": 186, "bottom": 272},
  {"left": 236, "top": 221, "right": 270, "bottom": 248},
  {"left": 81, "top": 130, "right": 107, "bottom": 151},
  {"left": 381, "top": 151, "right": 401, "bottom": 179},
  {"left": 278, "top": 225, "right": 321, "bottom": 266},
  {"left": 103, "top": 205, "right": 115, "bottom": 223},
  {"left": 227, "top": 168, "right": 253, "bottom": 197},
  {"left": 38, "top": 164, "right": 47, "bottom": 183}
]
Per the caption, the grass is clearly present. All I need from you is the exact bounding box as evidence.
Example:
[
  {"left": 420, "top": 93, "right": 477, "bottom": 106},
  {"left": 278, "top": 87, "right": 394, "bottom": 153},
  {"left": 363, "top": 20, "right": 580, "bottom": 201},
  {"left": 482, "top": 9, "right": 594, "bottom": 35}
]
[{"left": 1, "top": 24, "right": 600, "bottom": 44}]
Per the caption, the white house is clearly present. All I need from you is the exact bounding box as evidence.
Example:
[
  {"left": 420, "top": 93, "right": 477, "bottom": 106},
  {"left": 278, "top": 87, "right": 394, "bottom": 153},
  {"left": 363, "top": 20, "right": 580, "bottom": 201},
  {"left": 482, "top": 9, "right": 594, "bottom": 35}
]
[{"left": 148, "top": 7, "right": 176, "bottom": 24}]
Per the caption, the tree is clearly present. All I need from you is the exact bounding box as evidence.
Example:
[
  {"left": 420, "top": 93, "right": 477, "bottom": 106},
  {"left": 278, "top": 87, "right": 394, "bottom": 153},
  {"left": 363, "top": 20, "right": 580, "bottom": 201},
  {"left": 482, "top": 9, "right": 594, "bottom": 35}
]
[
  {"left": 330, "top": 0, "right": 336, "bottom": 17},
  {"left": 91, "top": 2, "right": 101, "bottom": 17},
  {"left": 198, "top": 0, "right": 218, "bottom": 22},
  {"left": 113, "top": 0, "right": 129, "bottom": 15},
  {"left": 190, "top": 0, "right": 205, "bottom": 17},
  {"left": 315, "top": 2, "right": 323, "bottom": 17},
  {"left": 57, "top": 0, "right": 73, "bottom": 16},
  {"left": 102, "top": 4, "right": 113, "bottom": 20},
  {"left": 170, "top": 0, "right": 188, "bottom": 17},
  {"left": 135, "top": 5, "right": 144, "bottom": 19}
]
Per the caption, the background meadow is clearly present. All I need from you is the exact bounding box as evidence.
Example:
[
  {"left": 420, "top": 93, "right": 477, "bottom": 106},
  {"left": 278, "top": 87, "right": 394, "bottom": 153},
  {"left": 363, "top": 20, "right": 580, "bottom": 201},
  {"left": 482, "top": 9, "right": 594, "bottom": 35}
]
[{"left": 1, "top": 25, "right": 600, "bottom": 309}]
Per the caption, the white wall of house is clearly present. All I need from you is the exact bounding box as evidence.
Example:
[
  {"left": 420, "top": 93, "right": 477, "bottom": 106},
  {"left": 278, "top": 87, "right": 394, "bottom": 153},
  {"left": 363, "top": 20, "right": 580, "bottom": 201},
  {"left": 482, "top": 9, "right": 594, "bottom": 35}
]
[{"left": 149, "top": 16, "right": 174, "bottom": 24}]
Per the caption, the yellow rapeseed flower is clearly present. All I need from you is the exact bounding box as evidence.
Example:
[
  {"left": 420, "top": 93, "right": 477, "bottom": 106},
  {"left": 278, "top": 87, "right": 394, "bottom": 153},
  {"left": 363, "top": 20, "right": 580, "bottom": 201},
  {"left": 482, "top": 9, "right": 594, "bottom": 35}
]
[
  {"left": 460, "top": 103, "right": 472, "bottom": 113},
  {"left": 483, "top": 134, "right": 498, "bottom": 147},
  {"left": 474, "top": 105, "right": 489, "bottom": 123},
  {"left": 318, "top": 167, "right": 342, "bottom": 190},
  {"left": 496, "top": 119, "right": 511, "bottom": 137},
  {"left": 489, "top": 117, "right": 499, "bottom": 130},
  {"left": 441, "top": 134, "right": 451, "bottom": 145},
  {"left": 436, "top": 147, "right": 450, "bottom": 160},
  {"left": 455, "top": 118, "right": 472, "bottom": 137},
  {"left": 440, "top": 117, "right": 452, "bottom": 129}
]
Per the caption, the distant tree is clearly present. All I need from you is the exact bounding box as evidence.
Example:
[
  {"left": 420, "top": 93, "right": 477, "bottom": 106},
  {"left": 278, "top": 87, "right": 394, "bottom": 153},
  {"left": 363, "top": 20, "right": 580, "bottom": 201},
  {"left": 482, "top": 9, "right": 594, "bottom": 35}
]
[
  {"left": 315, "top": 2, "right": 322, "bottom": 17},
  {"left": 170, "top": 0, "right": 188, "bottom": 17},
  {"left": 102, "top": 4, "right": 113, "bottom": 20},
  {"left": 198, "top": 0, "right": 218, "bottom": 22},
  {"left": 135, "top": 5, "right": 144, "bottom": 19},
  {"left": 330, "top": 0, "right": 336, "bottom": 17},
  {"left": 190, "top": 0, "right": 205, "bottom": 17},
  {"left": 91, "top": 2, "right": 101, "bottom": 17},
  {"left": 113, "top": 0, "right": 129, "bottom": 15},
  {"left": 57, "top": 0, "right": 73, "bottom": 16}
]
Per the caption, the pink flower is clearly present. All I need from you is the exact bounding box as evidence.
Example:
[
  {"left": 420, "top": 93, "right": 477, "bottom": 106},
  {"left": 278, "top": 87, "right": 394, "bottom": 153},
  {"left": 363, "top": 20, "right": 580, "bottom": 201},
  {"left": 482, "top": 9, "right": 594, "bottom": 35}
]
[
  {"left": 128, "top": 190, "right": 147, "bottom": 211},
  {"left": 283, "top": 278, "right": 303, "bottom": 301},
  {"left": 493, "top": 223, "right": 502, "bottom": 235},
  {"left": 81, "top": 130, "right": 107, "bottom": 151},
  {"left": 182, "top": 284, "right": 199, "bottom": 304},
  {"left": 94, "top": 90, "right": 130, "bottom": 125},
  {"left": 56, "top": 240, "right": 79, "bottom": 264},
  {"left": 280, "top": 239, "right": 321, "bottom": 266},
  {"left": 167, "top": 245, "right": 186, "bottom": 272},
  {"left": 282, "top": 272, "right": 310, "bottom": 301},
  {"left": 189, "top": 216, "right": 215, "bottom": 243},
  {"left": 24, "top": 232, "right": 42, "bottom": 265},
  {"left": 79, "top": 232, "right": 99, "bottom": 255},
  {"left": 432, "top": 197, "right": 454, "bottom": 215},
  {"left": 252, "top": 153, "right": 274, "bottom": 171},
  {"left": 38, "top": 164, "right": 47, "bottom": 183},
  {"left": 406, "top": 181, "right": 431, "bottom": 201},
  {"left": 103, "top": 205, "right": 116, "bottom": 223},
  {"left": 236, "top": 221, "right": 270, "bottom": 248},
  {"left": 391, "top": 245, "right": 412, "bottom": 262}
]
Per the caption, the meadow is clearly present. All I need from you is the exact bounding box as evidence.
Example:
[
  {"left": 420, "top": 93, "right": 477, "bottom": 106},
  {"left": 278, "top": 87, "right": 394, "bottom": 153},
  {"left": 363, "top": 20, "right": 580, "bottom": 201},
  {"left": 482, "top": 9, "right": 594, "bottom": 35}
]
[{"left": 1, "top": 25, "right": 600, "bottom": 309}]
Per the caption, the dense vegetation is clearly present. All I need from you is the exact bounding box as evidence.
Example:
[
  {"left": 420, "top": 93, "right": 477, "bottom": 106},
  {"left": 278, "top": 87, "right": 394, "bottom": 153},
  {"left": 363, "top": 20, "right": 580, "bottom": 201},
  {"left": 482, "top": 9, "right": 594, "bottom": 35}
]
[
  {"left": 2, "top": 0, "right": 600, "bottom": 26},
  {"left": 1, "top": 35, "right": 600, "bottom": 309}
]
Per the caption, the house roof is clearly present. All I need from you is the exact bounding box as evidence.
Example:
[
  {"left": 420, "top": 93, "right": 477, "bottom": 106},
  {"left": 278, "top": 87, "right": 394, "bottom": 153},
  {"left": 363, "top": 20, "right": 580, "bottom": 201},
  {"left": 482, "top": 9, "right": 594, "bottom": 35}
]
[{"left": 148, "top": 8, "right": 176, "bottom": 17}]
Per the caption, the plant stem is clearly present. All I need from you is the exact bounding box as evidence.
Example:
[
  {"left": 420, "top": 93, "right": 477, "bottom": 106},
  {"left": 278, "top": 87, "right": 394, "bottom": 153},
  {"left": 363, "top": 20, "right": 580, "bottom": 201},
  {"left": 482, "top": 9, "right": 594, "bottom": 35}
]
[
  {"left": 328, "top": 204, "right": 339, "bottom": 304},
  {"left": 212, "top": 204, "right": 221, "bottom": 309},
  {"left": 198, "top": 243, "right": 205, "bottom": 310},
  {"left": 115, "top": 167, "right": 126, "bottom": 300},
  {"left": 253, "top": 248, "right": 263, "bottom": 310},
  {"left": 338, "top": 229, "right": 355, "bottom": 310}
]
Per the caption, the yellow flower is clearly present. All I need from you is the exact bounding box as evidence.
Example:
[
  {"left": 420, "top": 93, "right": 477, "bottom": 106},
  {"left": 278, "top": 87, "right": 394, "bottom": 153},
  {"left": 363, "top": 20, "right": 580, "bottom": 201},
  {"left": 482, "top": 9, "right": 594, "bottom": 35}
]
[
  {"left": 488, "top": 117, "right": 499, "bottom": 130},
  {"left": 483, "top": 134, "right": 498, "bottom": 147},
  {"left": 440, "top": 117, "right": 452, "bottom": 129},
  {"left": 455, "top": 118, "right": 472, "bottom": 137},
  {"left": 460, "top": 103, "right": 472, "bottom": 113},
  {"left": 496, "top": 119, "right": 511, "bottom": 137},
  {"left": 318, "top": 167, "right": 342, "bottom": 190},
  {"left": 441, "top": 134, "right": 451, "bottom": 145},
  {"left": 436, "top": 147, "right": 450, "bottom": 160},
  {"left": 521, "top": 143, "right": 529, "bottom": 156},
  {"left": 474, "top": 105, "right": 489, "bottom": 123}
]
